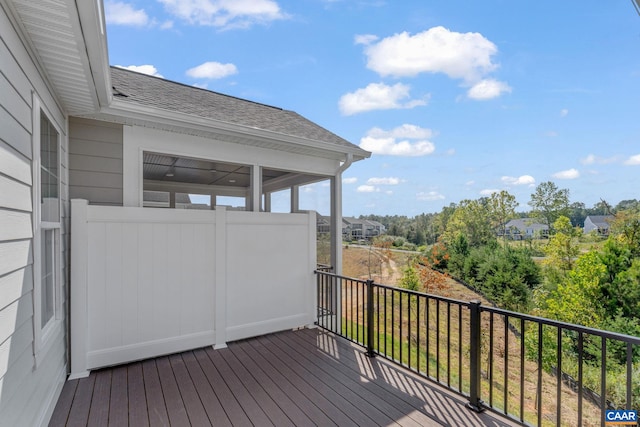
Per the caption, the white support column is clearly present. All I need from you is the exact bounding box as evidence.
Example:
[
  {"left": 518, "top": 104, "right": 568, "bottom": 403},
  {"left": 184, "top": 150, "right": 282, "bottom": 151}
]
[
  {"left": 264, "top": 192, "right": 272, "bottom": 212},
  {"left": 291, "top": 185, "right": 300, "bottom": 213},
  {"left": 70, "top": 199, "right": 90, "bottom": 379},
  {"left": 250, "top": 165, "right": 261, "bottom": 212},
  {"left": 214, "top": 206, "right": 227, "bottom": 349},
  {"left": 330, "top": 175, "right": 343, "bottom": 275}
]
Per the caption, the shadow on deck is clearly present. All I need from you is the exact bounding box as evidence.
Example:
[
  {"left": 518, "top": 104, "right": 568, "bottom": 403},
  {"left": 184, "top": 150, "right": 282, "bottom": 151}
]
[{"left": 50, "top": 328, "right": 517, "bottom": 426}]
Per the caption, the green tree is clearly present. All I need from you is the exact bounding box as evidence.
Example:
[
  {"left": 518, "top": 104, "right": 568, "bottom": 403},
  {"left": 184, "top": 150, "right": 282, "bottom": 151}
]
[
  {"left": 568, "top": 201, "right": 587, "bottom": 227},
  {"left": 543, "top": 216, "right": 582, "bottom": 271},
  {"left": 487, "top": 190, "right": 518, "bottom": 244},
  {"left": 544, "top": 250, "right": 605, "bottom": 328},
  {"left": 609, "top": 208, "right": 640, "bottom": 256},
  {"left": 399, "top": 263, "right": 421, "bottom": 291},
  {"left": 441, "top": 199, "right": 494, "bottom": 247},
  {"left": 528, "top": 181, "right": 570, "bottom": 234}
]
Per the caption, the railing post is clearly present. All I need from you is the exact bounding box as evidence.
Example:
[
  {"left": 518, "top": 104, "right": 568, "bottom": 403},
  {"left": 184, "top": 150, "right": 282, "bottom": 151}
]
[
  {"left": 467, "top": 300, "right": 485, "bottom": 412},
  {"left": 366, "top": 279, "right": 376, "bottom": 358}
]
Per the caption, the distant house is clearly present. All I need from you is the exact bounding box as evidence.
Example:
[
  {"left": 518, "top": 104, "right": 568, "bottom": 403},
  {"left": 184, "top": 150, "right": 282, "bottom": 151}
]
[
  {"left": 503, "top": 218, "right": 549, "bottom": 240},
  {"left": 584, "top": 215, "right": 614, "bottom": 236},
  {"left": 342, "top": 217, "right": 386, "bottom": 240},
  {"left": 316, "top": 214, "right": 331, "bottom": 234}
]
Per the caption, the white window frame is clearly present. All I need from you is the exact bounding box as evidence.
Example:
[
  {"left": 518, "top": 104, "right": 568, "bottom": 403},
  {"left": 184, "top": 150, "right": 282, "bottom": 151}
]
[{"left": 32, "top": 95, "right": 63, "bottom": 364}]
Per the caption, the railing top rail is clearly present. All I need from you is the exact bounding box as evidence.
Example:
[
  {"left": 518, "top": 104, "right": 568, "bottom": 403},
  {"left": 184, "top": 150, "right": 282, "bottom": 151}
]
[
  {"left": 371, "top": 281, "right": 471, "bottom": 307},
  {"left": 481, "top": 304, "right": 640, "bottom": 344},
  {"left": 314, "top": 270, "right": 470, "bottom": 307},
  {"left": 314, "top": 270, "right": 369, "bottom": 285}
]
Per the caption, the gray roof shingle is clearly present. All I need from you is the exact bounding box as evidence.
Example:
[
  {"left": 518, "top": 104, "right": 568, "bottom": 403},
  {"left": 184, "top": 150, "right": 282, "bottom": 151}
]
[
  {"left": 586, "top": 215, "right": 613, "bottom": 227},
  {"left": 110, "top": 66, "right": 359, "bottom": 150}
]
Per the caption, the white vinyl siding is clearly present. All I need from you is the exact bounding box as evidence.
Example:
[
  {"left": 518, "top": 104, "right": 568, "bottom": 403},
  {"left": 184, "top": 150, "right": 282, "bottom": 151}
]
[{"left": 0, "top": 3, "right": 68, "bottom": 426}]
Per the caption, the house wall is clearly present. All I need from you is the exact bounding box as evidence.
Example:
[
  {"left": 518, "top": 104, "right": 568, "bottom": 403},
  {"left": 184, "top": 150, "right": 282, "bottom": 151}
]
[
  {"left": 0, "top": 3, "right": 68, "bottom": 426},
  {"left": 69, "top": 117, "right": 123, "bottom": 206}
]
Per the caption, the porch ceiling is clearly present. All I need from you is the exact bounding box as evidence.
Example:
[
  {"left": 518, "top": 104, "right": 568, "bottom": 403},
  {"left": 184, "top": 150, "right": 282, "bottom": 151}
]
[{"left": 143, "top": 151, "right": 327, "bottom": 192}]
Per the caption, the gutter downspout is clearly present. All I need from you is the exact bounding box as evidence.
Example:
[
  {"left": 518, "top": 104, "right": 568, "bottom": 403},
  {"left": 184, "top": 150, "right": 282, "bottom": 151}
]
[{"left": 330, "top": 154, "right": 353, "bottom": 275}]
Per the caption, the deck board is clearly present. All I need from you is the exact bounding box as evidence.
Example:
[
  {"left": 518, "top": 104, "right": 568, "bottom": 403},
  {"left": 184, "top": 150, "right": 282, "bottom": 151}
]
[
  {"left": 192, "top": 347, "right": 252, "bottom": 427},
  {"left": 127, "top": 363, "right": 149, "bottom": 427},
  {"left": 141, "top": 359, "right": 170, "bottom": 427},
  {"left": 108, "top": 366, "right": 128, "bottom": 427},
  {"left": 155, "top": 356, "right": 190, "bottom": 426},
  {"left": 65, "top": 375, "right": 95, "bottom": 426},
  {"left": 181, "top": 351, "right": 232, "bottom": 427},
  {"left": 87, "top": 370, "right": 111, "bottom": 427},
  {"left": 227, "top": 342, "right": 318, "bottom": 426},
  {"left": 50, "top": 329, "right": 519, "bottom": 427},
  {"left": 204, "top": 347, "right": 274, "bottom": 426},
  {"left": 169, "top": 354, "right": 211, "bottom": 426}
]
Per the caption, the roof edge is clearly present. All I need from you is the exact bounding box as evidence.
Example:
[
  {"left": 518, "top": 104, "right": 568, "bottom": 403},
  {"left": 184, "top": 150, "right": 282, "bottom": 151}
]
[{"left": 101, "top": 99, "right": 371, "bottom": 161}]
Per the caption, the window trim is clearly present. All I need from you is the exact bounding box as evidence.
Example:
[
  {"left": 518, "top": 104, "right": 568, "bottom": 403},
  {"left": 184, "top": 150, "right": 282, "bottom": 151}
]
[{"left": 32, "top": 95, "right": 63, "bottom": 364}]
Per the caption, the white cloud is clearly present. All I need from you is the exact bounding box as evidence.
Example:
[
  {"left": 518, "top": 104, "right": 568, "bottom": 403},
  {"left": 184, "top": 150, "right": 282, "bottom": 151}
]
[
  {"left": 186, "top": 61, "right": 238, "bottom": 79},
  {"left": 417, "top": 191, "right": 445, "bottom": 201},
  {"left": 580, "top": 154, "right": 618, "bottom": 165},
  {"left": 560, "top": 108, "right": 569, "bottom": 117},
  {"left": 465, "top": 180, "right": 475, "bottom": 186},
  {"left": 501, "top": 175, "right": 535, "bottom": 186},
  {"left": 467, "top": 79, "right": 511, "bottom": 100},
  {"left": 301, "top": 185, "right": 316, "bottom": 193},
  {"left": 158, "top": 0, "right": 287, "bottom": 29},
  {"left": 580, "top": 154, "right": 596, "bottom": 165},
  {"left": 343, "top": 177, "right": 358, "bottom": 184},
  {"left": 480, "top": 189, "right": 500, "bottom": 196},
  {"left": 354, "top": 34, "right": 378, "bottom": 45},
  {"left": 367, "top": 177, "right": 401, "bottom": 185},
  {"left": 357, "top": 185, "right": 378, "bottom": 193},
  {"left": 552, "top": 168, "right": 580, "bottom": 179},
  {"left": 115, "top": 64, "right": 163, "bottom": 77},
  {"left": 364, "top": 26, "right": 498, "bottom": 82},
  {"left": 105, "top": 1, "right": 149, "bottom": 26},
  {"left": 338, "top": 82, "right": 428, "bottom": 115},
  {"left": 359, "top": 124, "right": 436, "bottom": 157},
  {"left": 624, "top": 154, "right": 640, "bottom": 165}
]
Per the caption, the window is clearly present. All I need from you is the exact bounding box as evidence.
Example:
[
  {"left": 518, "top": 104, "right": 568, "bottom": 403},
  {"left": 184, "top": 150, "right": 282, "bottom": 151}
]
[
  {"left": 35, "top": 108, "right": 61, "bottom": 341},
  {"left": 40, "top": 112, "right": 59, "bottom": 223}
]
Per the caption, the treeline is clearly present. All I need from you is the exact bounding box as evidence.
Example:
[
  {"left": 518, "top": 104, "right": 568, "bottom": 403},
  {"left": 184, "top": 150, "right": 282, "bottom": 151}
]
[{"left": 361, "top": 189, "right": 638, "bottom": 247}]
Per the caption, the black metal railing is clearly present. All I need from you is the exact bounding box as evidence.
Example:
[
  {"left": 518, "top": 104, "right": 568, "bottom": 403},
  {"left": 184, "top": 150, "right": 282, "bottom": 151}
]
[
  {"left": 315, "top": 270, "right": 640, "bottom": 427},
  {"left": 316, "top": 263, "right": 334, "bottom": 273}
]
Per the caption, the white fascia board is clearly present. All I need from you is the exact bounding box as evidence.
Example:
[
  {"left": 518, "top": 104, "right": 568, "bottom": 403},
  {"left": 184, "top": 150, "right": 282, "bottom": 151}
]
[
  {"left": 102, "top": 99, "right": 371, "bottom": 161},
  {"left": 73, "top": 0, "right": 112, "bottom": 108}
]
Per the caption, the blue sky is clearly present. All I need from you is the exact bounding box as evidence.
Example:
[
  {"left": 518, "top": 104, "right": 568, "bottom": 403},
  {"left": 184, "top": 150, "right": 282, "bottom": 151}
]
[{"left": 105, "top": 0, "right": 640, "bottom": 217}]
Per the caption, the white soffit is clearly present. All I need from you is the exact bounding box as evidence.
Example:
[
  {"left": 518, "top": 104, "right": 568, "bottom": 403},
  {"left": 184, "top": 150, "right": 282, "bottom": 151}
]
[{"left": 8, "top": 0, "right": 101, "bottom": 114}]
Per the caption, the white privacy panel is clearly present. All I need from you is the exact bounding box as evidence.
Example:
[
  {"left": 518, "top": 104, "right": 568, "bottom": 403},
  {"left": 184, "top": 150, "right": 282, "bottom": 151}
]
[{"left": 71, "top": 201, "right": 315, "bottom": 376}]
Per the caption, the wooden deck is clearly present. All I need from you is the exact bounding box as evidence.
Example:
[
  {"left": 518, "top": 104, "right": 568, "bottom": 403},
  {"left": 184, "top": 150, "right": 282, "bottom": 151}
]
[{"left": 50, "top": 328, "right": 517, "bottom": 426}]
